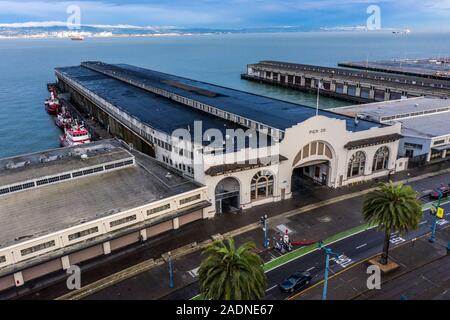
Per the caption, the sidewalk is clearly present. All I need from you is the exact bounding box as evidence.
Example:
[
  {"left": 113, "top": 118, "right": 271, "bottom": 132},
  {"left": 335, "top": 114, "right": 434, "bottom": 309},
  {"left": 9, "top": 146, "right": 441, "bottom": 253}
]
[
  {"left": 14, "top": 161, "right": 450, "bottom": 300},
  {"left": 291, "top": 227, "right": 450, "bottom": 300}
]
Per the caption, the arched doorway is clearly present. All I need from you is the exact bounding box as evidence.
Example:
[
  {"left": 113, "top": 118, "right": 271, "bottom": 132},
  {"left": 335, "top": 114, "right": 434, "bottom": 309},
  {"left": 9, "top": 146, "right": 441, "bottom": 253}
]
[
  {"left": 215, "top": 177, "right": 240, "bottom": 214},
  {"left": 291, "top": 141, "right": 334, "bottom": 191}
]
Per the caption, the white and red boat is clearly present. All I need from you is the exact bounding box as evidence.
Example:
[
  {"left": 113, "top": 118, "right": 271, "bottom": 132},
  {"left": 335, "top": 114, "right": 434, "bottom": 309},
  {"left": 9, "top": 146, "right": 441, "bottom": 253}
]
[
  {"left": 55, "top": 108, "right": 73, "bottom": 129},
  {"left": 60, "top": 122, "right": 91, "bottom": 147},
  {"left": 45, "top": 91, "right": 61, "bottom": 115}
]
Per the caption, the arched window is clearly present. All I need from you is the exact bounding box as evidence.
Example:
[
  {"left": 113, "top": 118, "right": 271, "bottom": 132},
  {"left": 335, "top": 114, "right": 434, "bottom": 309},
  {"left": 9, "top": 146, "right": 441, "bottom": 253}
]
[
  {"left": 251, "top": 171, "right": 274, "bottom": 201},
  {"left": 373, "top": 147, "right": 390, "bottom": 172},
  {"left": 347, "top": 151, "right": 366, "bottom": 178}
]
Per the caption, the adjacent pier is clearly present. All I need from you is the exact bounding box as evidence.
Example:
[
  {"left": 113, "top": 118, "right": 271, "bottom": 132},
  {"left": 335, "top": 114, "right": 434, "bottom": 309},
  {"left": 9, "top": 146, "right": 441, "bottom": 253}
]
[{"left": 242, "top": 60, "right": 450, "bottom": 103}]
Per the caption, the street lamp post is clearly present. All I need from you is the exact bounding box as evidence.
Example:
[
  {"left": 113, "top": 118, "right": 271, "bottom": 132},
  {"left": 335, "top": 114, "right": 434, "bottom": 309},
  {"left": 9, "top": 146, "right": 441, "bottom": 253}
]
[
  {"left": 318, "top": 242, "right": 340, "bottom": 301},
  {"left": 428, "top": 192, "right": 443, "bottom": 243},
  {"left": 260, "top": 215, "right": 269, "bottom": 249},
  {"left": 168, "top": 251, "right": 174, "bottom": 288},
  {"left": 316, "top": 80, "right": 322, "bottom": 116}
]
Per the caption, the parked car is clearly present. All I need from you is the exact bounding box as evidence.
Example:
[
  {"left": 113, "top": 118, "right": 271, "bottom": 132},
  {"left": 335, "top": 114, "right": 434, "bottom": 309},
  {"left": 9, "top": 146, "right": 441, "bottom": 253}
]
[
  {"left": 279, "top": 271, "right": 312, "bottom": 293},
  {"left": 429, "top": 185, "right": 450, "bottom": 199}
]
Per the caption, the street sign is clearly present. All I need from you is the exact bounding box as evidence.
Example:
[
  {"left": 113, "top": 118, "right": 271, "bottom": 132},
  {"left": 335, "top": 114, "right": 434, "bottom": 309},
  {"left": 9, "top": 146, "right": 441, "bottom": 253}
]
[{"left": 437, "top": 207, "right": 445, "bottom": 219}]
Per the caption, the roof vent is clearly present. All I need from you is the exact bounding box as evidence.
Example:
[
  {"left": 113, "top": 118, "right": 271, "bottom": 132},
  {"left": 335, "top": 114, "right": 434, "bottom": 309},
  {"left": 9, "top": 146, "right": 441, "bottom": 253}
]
[
  {"left": 81, "top": 154, "right": 89, "bottom": 160},
  {"left": 165, "top": 172, "right": 172, "bottom": 179},
  {"left": 414, "top": 103, "right": 419, "bottom": 108}
]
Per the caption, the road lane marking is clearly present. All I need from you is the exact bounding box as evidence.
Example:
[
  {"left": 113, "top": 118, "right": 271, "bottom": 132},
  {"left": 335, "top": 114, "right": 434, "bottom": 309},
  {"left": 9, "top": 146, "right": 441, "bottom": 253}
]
[
  {"left": 356, "top": 243, "right": 367, "bottom": 249},
  {"left": 266, "top": 285, "right": 278, "bottom": 292},
  {"left": 419, "top": 221, "right": 427, "bottom": 225},
  {"left": 287, "top": 224, "right": 450, "bottom": 301},
  {"left": 306, "top": 267, "right": 316, "bottom": 272}
]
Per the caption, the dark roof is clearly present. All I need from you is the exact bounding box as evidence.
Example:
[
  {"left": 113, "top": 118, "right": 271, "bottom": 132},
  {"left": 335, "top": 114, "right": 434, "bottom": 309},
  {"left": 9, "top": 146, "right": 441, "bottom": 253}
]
[
  {"left": 56, "top": 66, "right": 277, "bottom": 150},
  {"left": 62, "top": 62, "right": 381, "bottom": 133},
  {"left": 344, "top": 133, "right": 403, "bottom": 150}
]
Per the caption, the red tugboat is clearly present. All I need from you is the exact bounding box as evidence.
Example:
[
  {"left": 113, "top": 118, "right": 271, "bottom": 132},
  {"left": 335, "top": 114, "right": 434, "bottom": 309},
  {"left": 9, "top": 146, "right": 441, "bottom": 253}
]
[
  {"left": 55, "top": 107, "right": 73, "bottom": 129},
  {"left": 60, "top": 121, "right": 92, "bottom": 147},
  {"left": 45, "top": 90, "right": 61, "bottom": 115}
]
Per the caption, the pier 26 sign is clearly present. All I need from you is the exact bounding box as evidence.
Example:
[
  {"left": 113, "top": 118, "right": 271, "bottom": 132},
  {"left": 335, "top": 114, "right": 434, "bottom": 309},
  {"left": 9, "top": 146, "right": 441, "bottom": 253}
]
[{"left": 309, "top": 129, "right": 326, "bottom": 135}]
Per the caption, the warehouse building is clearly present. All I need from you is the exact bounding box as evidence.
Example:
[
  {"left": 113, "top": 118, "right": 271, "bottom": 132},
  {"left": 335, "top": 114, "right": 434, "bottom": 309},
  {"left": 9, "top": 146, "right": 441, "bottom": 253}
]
[
  {"left": 331, "top": 97, "right": 450, "bottom": 165},
  {"left": 55, "top": 62, "right": 405, "bottom": 217},
  {"left": 0, "top": 140, "right": 209, "bottom": 291}
]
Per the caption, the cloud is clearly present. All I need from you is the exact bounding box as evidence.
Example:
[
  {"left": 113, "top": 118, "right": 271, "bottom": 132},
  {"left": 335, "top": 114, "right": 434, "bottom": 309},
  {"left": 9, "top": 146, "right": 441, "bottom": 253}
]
[
  {"left": 0, "top": 21, "right": 175, "bottom": 30},
  {"left": 0, "top": 0, "right": 450, "bottom": 29}
]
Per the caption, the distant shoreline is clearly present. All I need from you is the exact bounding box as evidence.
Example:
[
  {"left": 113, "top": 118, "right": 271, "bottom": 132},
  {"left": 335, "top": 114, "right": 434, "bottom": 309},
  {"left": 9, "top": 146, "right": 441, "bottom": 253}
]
[{"left": 0, "top": 33, "right": 201, "bottom": 39}]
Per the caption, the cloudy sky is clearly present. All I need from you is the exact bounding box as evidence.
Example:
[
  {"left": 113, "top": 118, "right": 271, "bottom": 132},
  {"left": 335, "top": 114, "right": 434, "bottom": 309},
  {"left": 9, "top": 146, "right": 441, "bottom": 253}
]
[{"left": 0, "top": 0, "right": 449, "bottom": 30}]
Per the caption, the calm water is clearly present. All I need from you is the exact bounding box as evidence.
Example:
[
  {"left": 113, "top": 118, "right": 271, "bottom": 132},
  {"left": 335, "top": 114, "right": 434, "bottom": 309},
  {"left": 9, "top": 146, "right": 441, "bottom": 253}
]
[{"left": 1, "top": 31, "right": 450, "bottom": 158}]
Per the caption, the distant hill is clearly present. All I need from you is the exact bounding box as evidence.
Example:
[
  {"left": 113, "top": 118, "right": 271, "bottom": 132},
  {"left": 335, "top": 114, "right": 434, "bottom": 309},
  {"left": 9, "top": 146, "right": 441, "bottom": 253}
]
[{"left": 0, "top": 24, "right": 311, "bottom": 39}]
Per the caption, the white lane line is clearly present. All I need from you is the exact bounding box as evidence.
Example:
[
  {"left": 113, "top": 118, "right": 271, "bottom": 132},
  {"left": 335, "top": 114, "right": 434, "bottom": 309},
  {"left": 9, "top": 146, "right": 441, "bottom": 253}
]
[
  {"left": 266, "top": 285, "right": 278, "bottom": 292},
  {"left": 420, "top": 221, "right": 427, "bottom": 225},
  {"left": 356, "top": 243, "right": 367, "bottom": 249},
  {"left": 306, "top": 267, "right": 316, "bottom": 272}
]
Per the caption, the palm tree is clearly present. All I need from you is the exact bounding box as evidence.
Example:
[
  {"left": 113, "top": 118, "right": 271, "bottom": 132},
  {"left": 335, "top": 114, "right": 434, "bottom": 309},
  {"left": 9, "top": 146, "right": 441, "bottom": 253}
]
[
  {"left": 198, "top": 238, "right": 267, "bottom": 300},
  {"left": 363, "top": 182, "right": 423, "bottom": 265}
]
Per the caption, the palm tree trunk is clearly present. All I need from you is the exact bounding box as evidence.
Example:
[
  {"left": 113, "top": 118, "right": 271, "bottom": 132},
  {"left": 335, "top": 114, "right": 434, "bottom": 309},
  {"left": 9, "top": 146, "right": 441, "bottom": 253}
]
[{"left": 380, "top": 229, "right": 391, "bottom": 265}]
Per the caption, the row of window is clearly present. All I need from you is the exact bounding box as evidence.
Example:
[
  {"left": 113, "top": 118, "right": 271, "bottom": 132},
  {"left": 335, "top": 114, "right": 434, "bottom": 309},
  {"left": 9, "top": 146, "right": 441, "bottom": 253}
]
[
  {"left": 162, "top": 156, "right": 194, "bottom": 174},
  {"left": 180, "top": 194, "right": 201, "bottom": 205},
  {"left": 380, "top": 107, "right": 450, "bottom": 122},
  {"left": 152, "top": 137, "right": 194, "bottom": 160},
  {"left": 0, "top": 159, "right": 134, "bottom": 197},
  {"left": 433, "top": 138, "right": 450, "bottom": 146},
  {"left": 20, "top": 240, "right": 56, "bottom": 257},
  {"left": 347, "top": 147, "right": 390, "bottom": 178},
  {"left": 404, "top": 142, "right": 423, "bottom": 150},
  {"left": 147, "top": 203, "right": 171, "bottom": 216}
]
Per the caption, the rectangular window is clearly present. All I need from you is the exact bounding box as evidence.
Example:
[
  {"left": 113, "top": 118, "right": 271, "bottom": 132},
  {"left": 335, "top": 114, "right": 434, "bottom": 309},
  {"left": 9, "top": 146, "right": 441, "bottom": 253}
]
[
  {"left": 404, "top": 142, "right": 423, "bottom": 150},
  {"left": 180, "top": 194, "right": 201, "bottom": 205},
  {"left": 20, "top": 240, "right": 56, "bottom": 257},
  {"left": 433, "top": 139, "right": 445, "bottom": 146},
  {"left": 110, "top": 215, "right": 137, "bottom": 228},
  {"left": 0, "top": 256, "right": 5, "bottom": 264},
  {"left": 105, "top": 164, "right": 115, "bottom": 170},
  {"left": 68, "top": 226, "right": 99, "bottom": 241},
  {"left": 147, "top": 204, "right": 171, "bottom": 215}
]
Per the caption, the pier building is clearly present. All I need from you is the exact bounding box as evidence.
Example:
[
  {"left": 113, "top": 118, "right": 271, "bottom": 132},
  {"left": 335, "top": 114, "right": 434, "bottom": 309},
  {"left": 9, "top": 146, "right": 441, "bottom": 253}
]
[
  {"left": 243, "top": 60, "right": 450, "bottom": 103},
  {"left": 0, "top": 139, "right": 208, "bottom": 291},
  {"left": 55, "top": 62, "right": 404, "bottom": 218},
  {"left": 331, "top": 97, "right": 450, "bottom": 166}
]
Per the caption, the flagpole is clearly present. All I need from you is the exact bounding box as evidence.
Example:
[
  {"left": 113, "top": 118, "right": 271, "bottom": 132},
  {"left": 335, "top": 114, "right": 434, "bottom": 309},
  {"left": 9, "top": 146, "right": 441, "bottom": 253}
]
[{"left": 316, "top": 80, "right": 320, "bottom": 116}]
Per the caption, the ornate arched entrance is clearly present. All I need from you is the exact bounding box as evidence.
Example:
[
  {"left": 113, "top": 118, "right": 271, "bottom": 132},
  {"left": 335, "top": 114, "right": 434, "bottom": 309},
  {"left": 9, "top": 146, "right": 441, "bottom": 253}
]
[
  {"left": 215, "top": 177, "right": 240, "bottom": 214},
  {"left": 291, "top": 141, "right": 335, "bottom": 189}
]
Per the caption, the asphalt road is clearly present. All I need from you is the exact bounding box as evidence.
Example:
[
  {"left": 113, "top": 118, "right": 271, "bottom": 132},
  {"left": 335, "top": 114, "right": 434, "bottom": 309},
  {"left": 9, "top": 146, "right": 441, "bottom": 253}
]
[{"left": 163, "top": 200, "right": 450, "bottom": 300}]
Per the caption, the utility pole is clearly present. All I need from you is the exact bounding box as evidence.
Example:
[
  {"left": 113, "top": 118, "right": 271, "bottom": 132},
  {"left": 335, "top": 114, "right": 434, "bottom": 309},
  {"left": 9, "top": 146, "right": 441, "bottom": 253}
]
[
  {"left": 260, "top": 215, "right": 269, "bottom": 249},
  {"left": 318, "top": 241, "right": 340, "bottom": 301},
  {"left": 429, "top": 191, "right": 443, "bottom": 243},
  {"left": 168, "top": 251, "right": 174, "bottom": 288},
  {"left": 316, "top": 80, "right": 322, "bottom": 116}
]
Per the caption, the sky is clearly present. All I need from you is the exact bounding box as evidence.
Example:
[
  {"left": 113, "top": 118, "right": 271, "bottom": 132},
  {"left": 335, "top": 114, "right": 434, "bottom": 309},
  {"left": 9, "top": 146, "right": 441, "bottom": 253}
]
[{"left": 0, "top": 0, "right": 449, "bottom": 31}]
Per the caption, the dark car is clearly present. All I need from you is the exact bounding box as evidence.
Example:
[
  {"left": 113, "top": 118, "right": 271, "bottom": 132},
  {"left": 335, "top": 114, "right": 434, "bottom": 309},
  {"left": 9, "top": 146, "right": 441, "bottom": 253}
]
[
  {"left": 429, "top": 185, "right": 450, "bottom": 199},
  {"left": 279, "top": 271, "right": 312, "bottom": 293}
]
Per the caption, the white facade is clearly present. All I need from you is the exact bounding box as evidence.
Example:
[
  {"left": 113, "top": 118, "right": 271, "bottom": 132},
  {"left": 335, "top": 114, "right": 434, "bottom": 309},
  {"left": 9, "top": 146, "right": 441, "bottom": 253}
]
[{"left": 197, "top": 116, "right": 402, "bottom": 216}]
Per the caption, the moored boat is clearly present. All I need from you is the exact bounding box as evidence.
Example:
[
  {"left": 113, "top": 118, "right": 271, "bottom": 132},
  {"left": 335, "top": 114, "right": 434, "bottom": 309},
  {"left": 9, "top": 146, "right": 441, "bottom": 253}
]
[
  {"left": 60, "top": 121, "right": 92, "bottom": 147},
  {"left": 45, "top": 91, "right": 61, "bottom": 115},
  {"left": 55, "top": 108, "right": 73, "bottom": 129}
]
